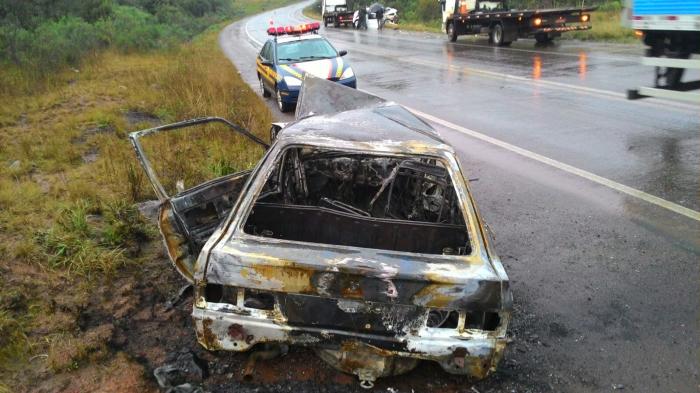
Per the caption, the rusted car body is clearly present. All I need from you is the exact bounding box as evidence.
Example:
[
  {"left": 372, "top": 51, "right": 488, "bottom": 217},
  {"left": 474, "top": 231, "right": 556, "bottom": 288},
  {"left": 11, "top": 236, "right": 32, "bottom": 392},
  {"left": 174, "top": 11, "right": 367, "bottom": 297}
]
[{"left": 130, "top": 77, "right": 512, "bottom": 387}]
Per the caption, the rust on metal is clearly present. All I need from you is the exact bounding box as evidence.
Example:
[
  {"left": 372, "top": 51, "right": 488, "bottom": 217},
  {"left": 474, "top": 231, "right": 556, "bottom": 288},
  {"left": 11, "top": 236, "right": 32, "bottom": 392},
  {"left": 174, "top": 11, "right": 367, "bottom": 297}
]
[{"left": 130, "top": 76, "right": 512, "bottom": 386}]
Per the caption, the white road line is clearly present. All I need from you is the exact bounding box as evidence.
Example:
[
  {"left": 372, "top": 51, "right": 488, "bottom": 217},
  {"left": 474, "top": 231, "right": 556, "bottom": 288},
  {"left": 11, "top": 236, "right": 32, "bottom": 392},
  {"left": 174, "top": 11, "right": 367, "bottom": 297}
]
[
  {"left": 245, "top": 17, "right": 263, "bottom": 47},
  {"left": 288, "top": 5, "right": 696, "bottom": 112},
  {"left": 409, "top": 107, "right": 700, "bottom": 222},
  {"left": 339, "top": 42, "right": 698, "bottom": 113},
  {"left": 242, "top": 7, "right": 700, "bottom": 222}
]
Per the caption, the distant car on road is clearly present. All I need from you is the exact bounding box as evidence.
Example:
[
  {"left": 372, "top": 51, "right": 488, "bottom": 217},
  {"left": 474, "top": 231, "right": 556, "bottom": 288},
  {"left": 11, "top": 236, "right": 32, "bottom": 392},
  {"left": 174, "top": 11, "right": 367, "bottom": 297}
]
[{"left": 257, "top": 22, "right": 357, "bottom": 112}]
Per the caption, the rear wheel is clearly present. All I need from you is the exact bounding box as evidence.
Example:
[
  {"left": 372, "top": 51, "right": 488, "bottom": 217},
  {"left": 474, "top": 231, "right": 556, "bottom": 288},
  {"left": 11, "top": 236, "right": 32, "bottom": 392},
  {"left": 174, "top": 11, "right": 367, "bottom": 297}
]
[
  {"left": 447, "top": 22, "right": 458, "bottom": 42},
  {"left": 535, "top": 32, "right": 553, "bottom": 44},
  {"left": 269, "top": 124, "right": 281, "bottom": 142},
  {"left": 275, "top": 87, "right": 292, "bottom": 113},
  {"left": 259, "top": 76, "right": 270, "bottom": 98},
  {"left": 491, "top": 24, "right": 510, "bottom": 46}
]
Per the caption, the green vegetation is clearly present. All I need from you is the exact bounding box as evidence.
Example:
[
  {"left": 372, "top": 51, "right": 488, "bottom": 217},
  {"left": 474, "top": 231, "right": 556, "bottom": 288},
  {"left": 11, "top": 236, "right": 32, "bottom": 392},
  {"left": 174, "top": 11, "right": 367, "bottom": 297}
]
[
  {"left": 305, "top": 0, "right": 635, "bottom": 41},
  {"left": 0, "top": 0, "right": 286, "bottom": 389},
  {"left": 569, "top": 8, "right": 636, "bottom": 42},
  {"left": 304, "top": 2, "right": 323, "bottom": 20},
  {"left": 0, "top": 0, "right": 236, "bottom": 86}
]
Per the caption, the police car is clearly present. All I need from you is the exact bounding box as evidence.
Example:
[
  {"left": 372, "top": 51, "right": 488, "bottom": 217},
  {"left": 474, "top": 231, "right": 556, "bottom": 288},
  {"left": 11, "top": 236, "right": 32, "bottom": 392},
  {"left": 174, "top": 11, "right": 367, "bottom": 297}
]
[{"left": 257, "top": 22, "right": 357, "bottom": 112}]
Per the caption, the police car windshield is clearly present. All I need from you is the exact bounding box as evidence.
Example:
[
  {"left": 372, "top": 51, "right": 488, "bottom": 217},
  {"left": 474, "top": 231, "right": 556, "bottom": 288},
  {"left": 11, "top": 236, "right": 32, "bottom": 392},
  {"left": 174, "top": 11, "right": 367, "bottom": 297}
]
[{"left": 276, "top": 39, "right": 337, "bottom": 64}]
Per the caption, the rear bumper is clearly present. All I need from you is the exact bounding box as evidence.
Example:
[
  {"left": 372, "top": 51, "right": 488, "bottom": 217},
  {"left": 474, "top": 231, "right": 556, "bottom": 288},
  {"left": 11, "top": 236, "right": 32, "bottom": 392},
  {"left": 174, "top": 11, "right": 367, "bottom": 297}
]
[
  {"left": 534, "top": 24, "right": 591, "bottom": 34},
  {"left": 193, "top": 299, "right": 508, "bottom": 380}
]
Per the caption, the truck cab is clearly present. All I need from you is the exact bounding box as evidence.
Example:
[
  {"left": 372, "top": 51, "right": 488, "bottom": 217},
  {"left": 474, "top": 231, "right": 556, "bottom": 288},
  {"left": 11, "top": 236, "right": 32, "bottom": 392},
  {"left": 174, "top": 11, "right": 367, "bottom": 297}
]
[{"left": 322, "top": 0, "right": 352, "bottom": 27}]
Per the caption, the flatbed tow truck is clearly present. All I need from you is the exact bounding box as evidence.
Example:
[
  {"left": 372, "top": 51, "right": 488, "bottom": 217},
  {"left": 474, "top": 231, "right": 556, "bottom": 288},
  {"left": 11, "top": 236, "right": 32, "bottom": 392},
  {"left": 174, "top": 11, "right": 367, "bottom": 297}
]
[
  {"left": 440, "top": 0, "right": 595, "bottom": 45},
  {"left": 322, "top": 0, "right": 355, "bottom": 27}
]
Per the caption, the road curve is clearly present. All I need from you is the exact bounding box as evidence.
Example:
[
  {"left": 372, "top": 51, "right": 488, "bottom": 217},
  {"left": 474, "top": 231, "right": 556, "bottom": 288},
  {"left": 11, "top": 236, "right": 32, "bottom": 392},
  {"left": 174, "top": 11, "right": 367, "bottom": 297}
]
[{"left": 219, "top": 3, "right": 699, "bottom": 392}]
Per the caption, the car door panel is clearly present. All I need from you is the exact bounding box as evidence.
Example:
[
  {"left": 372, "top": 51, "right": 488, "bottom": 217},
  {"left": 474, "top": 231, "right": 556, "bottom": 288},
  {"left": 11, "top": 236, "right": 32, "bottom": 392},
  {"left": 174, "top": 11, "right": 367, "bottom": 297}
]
[{"left": 129, "top": 117, "right": 268, "bottom": 282}]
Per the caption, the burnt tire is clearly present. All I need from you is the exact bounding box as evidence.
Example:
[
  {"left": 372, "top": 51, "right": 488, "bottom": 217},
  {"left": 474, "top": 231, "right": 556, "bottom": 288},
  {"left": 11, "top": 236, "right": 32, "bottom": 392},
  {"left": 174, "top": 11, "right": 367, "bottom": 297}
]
[
  {"left": 447, "top": 22, "right": 458, "bottom": 42},
  {"left": 269, "top": 125, "right": 281, "bottom": 142}
]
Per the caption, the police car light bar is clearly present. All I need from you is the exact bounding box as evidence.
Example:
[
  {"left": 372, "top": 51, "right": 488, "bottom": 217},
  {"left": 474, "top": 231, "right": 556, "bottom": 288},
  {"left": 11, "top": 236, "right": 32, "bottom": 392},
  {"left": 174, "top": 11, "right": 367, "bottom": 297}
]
[{"left": 267, "top": 22, "right": 321, "bottom": 36}]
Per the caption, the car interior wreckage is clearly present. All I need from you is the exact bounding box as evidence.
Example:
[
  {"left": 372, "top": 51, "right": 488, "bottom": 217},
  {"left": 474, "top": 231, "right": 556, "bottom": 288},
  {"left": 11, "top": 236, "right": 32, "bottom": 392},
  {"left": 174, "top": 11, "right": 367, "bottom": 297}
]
[{"left": 129, "top": 76, "right": 512, "bottom": 389}]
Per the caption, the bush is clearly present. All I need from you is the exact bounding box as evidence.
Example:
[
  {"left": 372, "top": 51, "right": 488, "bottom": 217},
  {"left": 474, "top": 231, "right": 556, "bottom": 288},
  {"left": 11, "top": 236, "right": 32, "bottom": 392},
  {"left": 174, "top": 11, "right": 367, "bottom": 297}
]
[
  {"left": 97, "top": 6, "right": 179, "bottom": 52},
  {"left": 29, "top": 17, "right": 100, "bottom": 71},
  {"left": 415, "top": 0, "right": 441, "bottom": 23},
  {"left": 0, "top": 0, "right": 237, "bottom": 78}
]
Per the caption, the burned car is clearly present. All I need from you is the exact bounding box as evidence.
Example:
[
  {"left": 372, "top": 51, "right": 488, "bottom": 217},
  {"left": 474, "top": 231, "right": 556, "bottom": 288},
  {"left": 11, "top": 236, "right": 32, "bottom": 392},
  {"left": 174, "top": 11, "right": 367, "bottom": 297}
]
[{"left": 130, "top": 77, "right": 511, "bottom": 387}]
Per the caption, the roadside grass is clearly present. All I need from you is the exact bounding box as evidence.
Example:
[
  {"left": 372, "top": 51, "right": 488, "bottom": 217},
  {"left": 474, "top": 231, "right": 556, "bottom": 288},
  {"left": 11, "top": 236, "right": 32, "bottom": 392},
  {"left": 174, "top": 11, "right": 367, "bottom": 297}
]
[
  {"left": 0, "top": 3, "right": 279, "bottom": 389},
  {"left": 385, "top": 20, "right": 442, "bottom": 33},
  {"left": 303, "top": 2, "right": 322, "bottom": 20},
  {"left": 568, "top": 10, "right": 636, "bottom": 42}
]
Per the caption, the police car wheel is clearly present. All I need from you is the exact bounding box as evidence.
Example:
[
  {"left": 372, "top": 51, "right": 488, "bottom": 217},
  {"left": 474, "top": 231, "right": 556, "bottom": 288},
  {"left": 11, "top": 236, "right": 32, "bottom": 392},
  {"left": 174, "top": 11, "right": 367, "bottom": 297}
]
[
  {"left": 259, "top": 77, "right": 271, "bottom": 98},
  {"left": 276, "top": 88, "right": 292, "bottom": 113}
]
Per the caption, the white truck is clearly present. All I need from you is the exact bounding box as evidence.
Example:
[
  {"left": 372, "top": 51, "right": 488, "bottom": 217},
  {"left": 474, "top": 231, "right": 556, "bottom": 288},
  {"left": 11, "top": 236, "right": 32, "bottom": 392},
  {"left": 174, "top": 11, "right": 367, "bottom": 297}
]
[{"left": 623, "top": 0, "right": 700, "bottom": 102}]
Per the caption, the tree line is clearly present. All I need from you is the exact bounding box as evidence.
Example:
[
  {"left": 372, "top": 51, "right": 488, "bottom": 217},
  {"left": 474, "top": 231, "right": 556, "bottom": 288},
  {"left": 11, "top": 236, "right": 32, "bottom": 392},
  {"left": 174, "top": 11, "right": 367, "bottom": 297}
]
[{"left": 0, "top": 0, "right": 236, "bottom": 73}]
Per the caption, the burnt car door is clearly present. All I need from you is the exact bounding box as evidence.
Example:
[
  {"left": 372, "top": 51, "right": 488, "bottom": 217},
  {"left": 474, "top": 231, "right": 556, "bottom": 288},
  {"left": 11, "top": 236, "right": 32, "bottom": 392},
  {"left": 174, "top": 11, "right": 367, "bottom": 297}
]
[
  {"left": 258, "top": 42, "right": 275, "bottom": 93},
  {"left": 129, "top": 117, "right": 269, "bottom": 282}
]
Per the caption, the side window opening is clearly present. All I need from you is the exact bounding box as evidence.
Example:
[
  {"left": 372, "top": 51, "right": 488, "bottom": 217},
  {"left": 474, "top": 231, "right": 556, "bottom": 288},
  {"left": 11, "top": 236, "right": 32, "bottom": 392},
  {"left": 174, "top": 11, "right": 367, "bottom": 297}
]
[
  {"left": 244, "top": 147, "right": 470, "bottom": 256},
  {"left": 261, "top": 42, "right": 272, "bottom": 61}
]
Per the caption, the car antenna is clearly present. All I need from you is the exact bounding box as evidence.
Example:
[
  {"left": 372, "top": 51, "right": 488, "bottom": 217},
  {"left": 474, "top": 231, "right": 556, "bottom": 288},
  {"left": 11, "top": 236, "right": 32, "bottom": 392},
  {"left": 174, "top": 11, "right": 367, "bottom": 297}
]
[{"left": 270, "top": 19, "right": 277, "bottom": 42}]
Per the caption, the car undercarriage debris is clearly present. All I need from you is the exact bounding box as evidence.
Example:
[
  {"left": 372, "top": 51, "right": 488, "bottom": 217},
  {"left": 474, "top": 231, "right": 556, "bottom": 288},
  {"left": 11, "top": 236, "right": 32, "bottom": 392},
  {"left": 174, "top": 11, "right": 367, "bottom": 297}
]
[{"left": 131, "top": 76, "right": 511, "bottom": 387}]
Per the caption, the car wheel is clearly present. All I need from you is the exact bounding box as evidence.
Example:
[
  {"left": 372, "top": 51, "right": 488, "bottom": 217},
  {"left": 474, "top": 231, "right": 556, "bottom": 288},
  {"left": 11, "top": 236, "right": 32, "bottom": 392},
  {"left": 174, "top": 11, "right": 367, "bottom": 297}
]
[
  {"left": 535, "top": 32, "right": 552, "bottom": 44},
  {"left": 447, "top": 22, "right": 458, "bottom": 42},
  {"left": 491, "top": 24, "right": 505, "bottom": 46},
  {"left": 276, "top": 87, "right": 292, "bottom": 113},
  {"left": 259, "top": 76, "right": 270, "bottom": 98},
  {"left": 269, "top": 124, "right": 280, "bottom": 142}
]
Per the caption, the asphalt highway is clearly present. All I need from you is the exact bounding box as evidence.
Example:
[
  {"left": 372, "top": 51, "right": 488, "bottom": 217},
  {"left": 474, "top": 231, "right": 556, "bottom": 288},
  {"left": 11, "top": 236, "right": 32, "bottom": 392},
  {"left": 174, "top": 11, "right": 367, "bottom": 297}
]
[{"left": 219, "top": 3, "right": 699, "bottom": 392}]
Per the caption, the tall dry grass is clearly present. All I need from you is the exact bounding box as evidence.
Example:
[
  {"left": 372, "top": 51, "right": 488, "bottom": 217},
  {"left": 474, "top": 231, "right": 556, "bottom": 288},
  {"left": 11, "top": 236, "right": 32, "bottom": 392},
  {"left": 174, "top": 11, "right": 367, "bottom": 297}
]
[
  {"left": 0, "top": 22, "right": 271, "bottom": 385},
  {"left": 569, "top": 10, "right": 636, "bottom": 42}
]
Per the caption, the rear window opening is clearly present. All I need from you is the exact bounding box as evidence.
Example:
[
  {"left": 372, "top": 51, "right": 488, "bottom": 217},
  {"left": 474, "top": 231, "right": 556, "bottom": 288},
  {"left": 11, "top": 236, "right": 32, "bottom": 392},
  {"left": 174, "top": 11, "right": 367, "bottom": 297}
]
[{"left": 243, "top": 147, "right": 471, "bottom": 255}]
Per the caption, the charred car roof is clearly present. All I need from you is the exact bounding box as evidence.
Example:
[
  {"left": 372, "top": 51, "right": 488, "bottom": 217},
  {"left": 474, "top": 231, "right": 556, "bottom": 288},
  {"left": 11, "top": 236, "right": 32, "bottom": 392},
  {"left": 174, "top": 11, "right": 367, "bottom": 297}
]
[{"left": 278, "top": 75, "right": 450, "bottom": 153}]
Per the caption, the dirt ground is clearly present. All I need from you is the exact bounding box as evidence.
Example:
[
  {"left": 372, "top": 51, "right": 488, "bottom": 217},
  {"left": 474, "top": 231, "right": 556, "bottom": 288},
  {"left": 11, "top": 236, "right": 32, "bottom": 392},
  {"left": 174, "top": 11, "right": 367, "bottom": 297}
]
[{"left": 11, "top": 229, "right": 577, "bottom": 393}]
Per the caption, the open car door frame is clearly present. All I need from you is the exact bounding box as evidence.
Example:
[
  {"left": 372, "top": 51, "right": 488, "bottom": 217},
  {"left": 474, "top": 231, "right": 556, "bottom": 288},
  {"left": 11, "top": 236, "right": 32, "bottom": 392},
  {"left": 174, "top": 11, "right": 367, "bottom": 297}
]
[{"left": 129, "top": 117, "right": 269, "bottom": 282}]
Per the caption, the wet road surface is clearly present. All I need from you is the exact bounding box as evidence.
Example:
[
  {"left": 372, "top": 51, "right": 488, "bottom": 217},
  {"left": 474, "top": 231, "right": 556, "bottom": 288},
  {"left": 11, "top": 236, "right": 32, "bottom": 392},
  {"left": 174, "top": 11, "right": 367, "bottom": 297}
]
[{"left": 219, "top": 3, "right": 699, "bottom": 392}]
